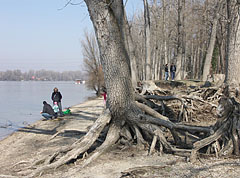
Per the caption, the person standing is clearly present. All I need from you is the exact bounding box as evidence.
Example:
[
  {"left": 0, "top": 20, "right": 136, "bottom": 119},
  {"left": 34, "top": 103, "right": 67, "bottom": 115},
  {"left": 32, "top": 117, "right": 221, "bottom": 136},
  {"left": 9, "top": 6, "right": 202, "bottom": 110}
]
[
  {"left": 170, "top": 63, "right": 176, "bottom": 80},
  {"left": 40, "top": 101, "right": 57, "bottom": 120},
  {"left": 164, "top": 64, "right": 169, "bottom": 80},
  {"left": 51, "top": 87, "right": 63, "bottom": 116},
  {"left": 101, "top": 86, "right": 107, "bottom": 108}
]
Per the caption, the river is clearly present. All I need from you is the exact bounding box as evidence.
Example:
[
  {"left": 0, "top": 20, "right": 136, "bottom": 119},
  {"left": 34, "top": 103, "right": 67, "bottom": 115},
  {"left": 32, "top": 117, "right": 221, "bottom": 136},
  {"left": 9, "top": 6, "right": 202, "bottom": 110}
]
[{"left": 0, "top": 81, "right": 95, "bottom": 139}]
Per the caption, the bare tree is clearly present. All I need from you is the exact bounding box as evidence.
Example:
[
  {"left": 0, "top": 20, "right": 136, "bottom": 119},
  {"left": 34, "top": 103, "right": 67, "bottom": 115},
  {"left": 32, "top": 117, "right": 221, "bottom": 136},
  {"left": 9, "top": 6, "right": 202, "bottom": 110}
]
[
  {"left": 225, "top": 0, "right": 240, "bottom": 84},
  {"left": 175, "top": 0, "right": 183, "bottom": 80},
  {"left": 202, "top": 1, "right": 221, "bottom": 81},
  {"left": 82, "top": 31, "right": 104, "bottom": 96},
  {"left": 118, "top": 0, "right": 230, "bottom": 81},
  {"left": 143, "top": 0, "right": 152, "bottom": 80},
  {"left": 112, "top": 0, "right": 139, "bottom": 87}
]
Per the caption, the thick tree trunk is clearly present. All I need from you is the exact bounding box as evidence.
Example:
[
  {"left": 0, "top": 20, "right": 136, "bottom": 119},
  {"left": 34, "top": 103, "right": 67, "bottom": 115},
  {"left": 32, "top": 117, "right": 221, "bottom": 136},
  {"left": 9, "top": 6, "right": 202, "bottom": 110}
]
[
  {"left": 175, "top": 0, "right": 183, "bottom": 80},
  {"left": 202, "top": 3, "right": 220, "bottom": 81},
  {"left": 198, "top": 30, "right": 204, "bottom": 80},
  {"left": 162, "top": 0, "right": 168, "bottom": 65},
  {"left": 127, "top": 29, "right": 139, "bottom": 87},
  {"left": 181, "top": 0, "right": 186, "bottom": 79},
  {"left": 225, "top": 0, "right": 240, "bottom": 84},
  {"left": 84, "top": 0, "right": 135, "bottom": 119},
  {"left": 143, "top": 0, "right": 152, "bottom": 80},
  {"left": 111, "top": 0, "right": 138, "bottom": 88}
]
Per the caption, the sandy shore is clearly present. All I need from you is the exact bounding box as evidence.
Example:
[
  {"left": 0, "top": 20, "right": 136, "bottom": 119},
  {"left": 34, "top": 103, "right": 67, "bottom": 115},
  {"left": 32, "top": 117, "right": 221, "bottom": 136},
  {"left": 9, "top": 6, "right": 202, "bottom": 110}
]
[
  {"left": 0, "top": 97, "right": 104, "bottom": 177},
  {"left": 0, "top": 97, "right": 240, "bottom": 178}
]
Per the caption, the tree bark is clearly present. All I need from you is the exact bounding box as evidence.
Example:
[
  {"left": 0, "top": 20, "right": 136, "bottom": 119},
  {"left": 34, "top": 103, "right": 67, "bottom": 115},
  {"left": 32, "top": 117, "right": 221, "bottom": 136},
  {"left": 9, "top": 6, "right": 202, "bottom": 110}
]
[
  {"left": 225, "top": 0, "right": 240, "bottom": 84},
  {"left": 84, "top": 0, "right": 135, "bottom": 119},
  {"left": 162, "top": 0, "right": 168, "bottom": 65},
  {"left": 111, "top": 0, "right": 139, "bottom": 88},
  {"left": 202, "top": 2, "right": 220, "bottom": 81},
  {"left": 143, "top": 0, "right": 152, "bottom": 80},
  {"left": 175, "top": 0, "right": 183, "bottom": 80}
]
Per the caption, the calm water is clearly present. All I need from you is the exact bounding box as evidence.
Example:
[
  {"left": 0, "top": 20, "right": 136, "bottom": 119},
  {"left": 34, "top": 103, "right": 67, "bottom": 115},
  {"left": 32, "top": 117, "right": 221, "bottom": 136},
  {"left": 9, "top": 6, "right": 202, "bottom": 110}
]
[{"left": 0, "top": 81, "right": 95, "bottom": 139}]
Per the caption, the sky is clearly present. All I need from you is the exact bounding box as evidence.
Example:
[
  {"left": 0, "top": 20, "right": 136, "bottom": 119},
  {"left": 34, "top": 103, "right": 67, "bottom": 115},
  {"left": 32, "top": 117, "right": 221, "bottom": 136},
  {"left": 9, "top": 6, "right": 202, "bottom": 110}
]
[{"left": 0, "top": 0, "right": 143, "bottom": 72}]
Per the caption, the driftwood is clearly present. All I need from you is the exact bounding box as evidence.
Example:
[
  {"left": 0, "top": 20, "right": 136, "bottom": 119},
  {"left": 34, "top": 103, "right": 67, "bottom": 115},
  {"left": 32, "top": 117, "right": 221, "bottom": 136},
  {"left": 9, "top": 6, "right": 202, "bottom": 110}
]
[{"left": 137, "top": 81, "right": 240, "bottom": 161}]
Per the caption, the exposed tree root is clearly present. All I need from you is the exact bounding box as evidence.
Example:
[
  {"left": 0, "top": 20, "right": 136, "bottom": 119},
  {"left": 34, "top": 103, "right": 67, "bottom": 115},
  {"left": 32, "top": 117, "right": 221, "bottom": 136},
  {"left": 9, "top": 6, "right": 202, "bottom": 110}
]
[
  {"left": 28, "top": 109, "right": 111, "bottom": 177},
  {"left": 132, "top": 124, "right": 147, "bottom": 148},
  {"left": 149, "top": 135, "right": 157, "bottom": 155},
  {"left": 17, "top": 82, "right": 240, "bottom": 177},
  {"left": 135, "top": 101, "right": 169, "bottom": 121},
  {"left": 190, "top": 119, "right": 230, "bottom": 162},
  {"left": 135, "top": 82, "right": 240, "bottom": 160},
  {"left": 80, "top": 121, "right": 120, "bottom": 168},
  {"left": 12, "top": 161, "right": 30, "bottom": 168}
]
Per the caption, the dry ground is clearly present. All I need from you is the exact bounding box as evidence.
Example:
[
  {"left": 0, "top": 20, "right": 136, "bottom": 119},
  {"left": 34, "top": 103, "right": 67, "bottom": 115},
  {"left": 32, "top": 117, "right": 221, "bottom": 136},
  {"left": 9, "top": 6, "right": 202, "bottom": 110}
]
[{"left": 0, "top": 97, "right": 240, "bottom": 178}]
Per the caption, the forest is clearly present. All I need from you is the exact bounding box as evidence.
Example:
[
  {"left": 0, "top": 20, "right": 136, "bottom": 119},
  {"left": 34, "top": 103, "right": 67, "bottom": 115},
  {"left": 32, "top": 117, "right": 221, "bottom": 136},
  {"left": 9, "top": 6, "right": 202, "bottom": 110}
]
[
  {"left": 83, "top": 0, "right": 239, "bottom": 93},
  {"left": 129, "top": 0, "right": 224, "bottom": 81}
]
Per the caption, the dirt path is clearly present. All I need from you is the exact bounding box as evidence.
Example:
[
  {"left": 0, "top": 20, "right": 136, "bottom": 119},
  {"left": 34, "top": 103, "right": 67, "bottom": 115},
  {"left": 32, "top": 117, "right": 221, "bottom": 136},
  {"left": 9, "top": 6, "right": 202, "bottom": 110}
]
[{"left": 0, "top": 97, "right": 240, "bottom": 178}]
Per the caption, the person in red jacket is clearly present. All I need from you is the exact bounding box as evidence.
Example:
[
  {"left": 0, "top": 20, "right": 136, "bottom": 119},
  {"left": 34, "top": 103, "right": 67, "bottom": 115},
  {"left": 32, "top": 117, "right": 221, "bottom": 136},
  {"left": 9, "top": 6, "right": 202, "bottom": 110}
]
[{"left": 101, "top": 87, "right": 107, "bottom": 106}]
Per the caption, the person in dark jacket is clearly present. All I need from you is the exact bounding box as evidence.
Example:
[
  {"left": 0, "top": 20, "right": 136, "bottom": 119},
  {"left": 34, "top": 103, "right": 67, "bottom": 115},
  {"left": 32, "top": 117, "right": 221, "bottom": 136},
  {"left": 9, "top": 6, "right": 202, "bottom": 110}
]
[
  {"left": 170, "top": 63, "right": 176, "bottom": 80},
  {"left": 40, "top": 101, "right": 57, "bottom": 120},
  {"left": 51, "top": 87, "right": 63, "bottom": 116},
  {"left": 164, "top": 64, "right": 169, "bottom": 80}
]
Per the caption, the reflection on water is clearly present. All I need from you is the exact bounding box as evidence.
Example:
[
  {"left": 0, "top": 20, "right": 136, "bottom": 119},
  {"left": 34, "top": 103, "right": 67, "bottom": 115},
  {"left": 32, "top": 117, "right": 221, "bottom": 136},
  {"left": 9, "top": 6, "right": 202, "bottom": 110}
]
[{"left": 0, "top": 81, "right": 94, "bottom": 139}]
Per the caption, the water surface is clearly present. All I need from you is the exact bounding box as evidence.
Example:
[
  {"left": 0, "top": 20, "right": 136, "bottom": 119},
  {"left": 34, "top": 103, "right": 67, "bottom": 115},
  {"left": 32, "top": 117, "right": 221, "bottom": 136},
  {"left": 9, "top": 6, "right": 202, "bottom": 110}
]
[{"left": 0, "top": 81, "right": 95, "bottom": 139}]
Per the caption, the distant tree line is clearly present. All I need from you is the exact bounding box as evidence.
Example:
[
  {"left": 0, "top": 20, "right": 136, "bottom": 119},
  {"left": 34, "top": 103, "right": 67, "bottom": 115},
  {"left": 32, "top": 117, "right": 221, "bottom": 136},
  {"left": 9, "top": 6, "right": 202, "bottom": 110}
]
[{"left": 0, "top": 69, "right": 85, "bottom": 81}]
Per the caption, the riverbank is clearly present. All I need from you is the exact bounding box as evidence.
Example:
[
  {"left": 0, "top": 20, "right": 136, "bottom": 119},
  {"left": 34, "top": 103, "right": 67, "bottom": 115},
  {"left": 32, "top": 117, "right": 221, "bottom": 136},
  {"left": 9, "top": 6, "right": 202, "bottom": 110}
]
[
  {"left": 0, "top": 97, "right": 104, "bottom": 177},
  {"left": 0, "top": 81, "right": 95, "bottom": 140},
  {"left": 0, "top": 97, "right": 240, "bottom": 178}
]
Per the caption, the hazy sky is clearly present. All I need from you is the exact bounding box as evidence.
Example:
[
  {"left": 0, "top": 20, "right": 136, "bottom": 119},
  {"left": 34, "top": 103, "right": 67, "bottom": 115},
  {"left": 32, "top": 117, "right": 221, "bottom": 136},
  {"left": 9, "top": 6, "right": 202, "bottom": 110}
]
[{"left": 0, "top": 0, "right": 143, "bottom": 72}]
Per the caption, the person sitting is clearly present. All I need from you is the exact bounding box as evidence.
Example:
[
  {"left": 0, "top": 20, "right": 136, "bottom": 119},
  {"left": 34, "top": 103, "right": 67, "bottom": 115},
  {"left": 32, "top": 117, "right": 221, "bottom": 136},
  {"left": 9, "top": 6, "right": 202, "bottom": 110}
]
[{"left": 40, "top": 101, "right": 57, "bottom": 120}]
